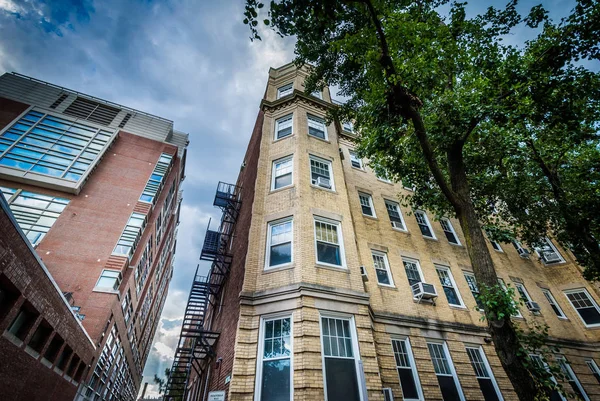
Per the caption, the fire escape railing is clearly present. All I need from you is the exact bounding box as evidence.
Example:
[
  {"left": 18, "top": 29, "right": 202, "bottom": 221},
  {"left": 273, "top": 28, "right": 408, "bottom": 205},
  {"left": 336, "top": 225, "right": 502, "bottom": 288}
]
[{"left": 164, "top": 182, "right": 241, "bottom": 401}]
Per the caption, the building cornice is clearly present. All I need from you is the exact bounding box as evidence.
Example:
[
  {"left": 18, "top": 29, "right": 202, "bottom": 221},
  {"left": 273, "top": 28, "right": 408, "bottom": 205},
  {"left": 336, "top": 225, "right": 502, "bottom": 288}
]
[
  {"left": 260, "top": 90, "right": 335, "bottom": 113},
  {"left": 239, "top": 282, "right": 370, "bottom": 306}
]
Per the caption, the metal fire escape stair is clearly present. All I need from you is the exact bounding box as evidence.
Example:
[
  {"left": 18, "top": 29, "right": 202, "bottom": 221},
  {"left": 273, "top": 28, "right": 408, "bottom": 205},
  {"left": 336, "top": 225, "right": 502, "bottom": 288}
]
[{"left": 164, "top": 182, "right": 241, "bottom": 401}]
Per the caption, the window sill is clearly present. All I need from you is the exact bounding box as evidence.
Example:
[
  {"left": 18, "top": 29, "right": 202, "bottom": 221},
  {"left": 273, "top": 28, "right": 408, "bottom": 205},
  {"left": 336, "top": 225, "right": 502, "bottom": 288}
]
[
  {"left": 93, "top": 287, "right": 120, "bottom": 295},
  {"left": 25, "top": 345, "right": 40, "bottom": 359},
  {"left": 310, "top": 184, "right": 337, "bottom": 194},
  {"left": 3, "top": 331, "right": 23, "bottom": 348},
  {"left": 41, "top": 358, "right": 53, "bottom": 368},
  {"left": 541, "top": 261, "right": 566, "bottom": 266},
  {"left": 351, "top": 166, "right": 366, "bottom": 172},
  {"left": 377, "top": 179, "right": 394, "bottom": 185},
  {"left": 449, "top": 305, "right": 468, "bottom": 311},
  {"left": 448, "top": 242, "right": 464, "bottom": 248},
  {"left": 263, "top": 263, "right": 295, "bottom": 273},
  {"left": 423, "top": 236, "right": 438, "bottom": 242},
  {"left": 272, "top": 134, "right": 294, "bottom": 143},
  {"left": 377, "top": 284, "right": 397, "bottom": 290},
  {"left": 316, "top": 263, "right": 349, "bottom": 273},
  {"left": 308, "top": 135, "right": 331, "bottom": 144},
  {"left": 392, "top": 227, "right": 410, "bottom": 234},
  {"left": 362, "top": 214, "right": 378, "bottom": 220},
  {"left": 269, "top": 185, "right": 294, "bottom": 195}
]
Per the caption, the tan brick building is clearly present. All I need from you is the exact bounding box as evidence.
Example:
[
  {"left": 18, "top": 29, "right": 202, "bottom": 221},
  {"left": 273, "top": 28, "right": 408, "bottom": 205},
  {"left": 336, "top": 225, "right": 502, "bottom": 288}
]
[{"left": 172, "top": 63, "right": 600, "bottom": 401}]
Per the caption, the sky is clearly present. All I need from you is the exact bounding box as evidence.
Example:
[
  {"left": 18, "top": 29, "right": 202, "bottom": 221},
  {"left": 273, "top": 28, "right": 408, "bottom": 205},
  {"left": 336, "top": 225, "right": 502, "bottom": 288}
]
[{"left": 0, "top": 0, "right": 581, "bottom": 398}]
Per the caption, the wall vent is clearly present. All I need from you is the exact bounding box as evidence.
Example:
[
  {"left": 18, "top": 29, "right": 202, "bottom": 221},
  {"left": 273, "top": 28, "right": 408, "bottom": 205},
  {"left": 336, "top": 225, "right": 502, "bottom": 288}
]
[
  {"left": 64, "top": 97, "right": 120, "bottom": 126},
  {"left": 118, "top": 113, "right": 132, "bottom": 128},
  {"left": 50, "top": 94, "right": 68, "bottom": 109}
]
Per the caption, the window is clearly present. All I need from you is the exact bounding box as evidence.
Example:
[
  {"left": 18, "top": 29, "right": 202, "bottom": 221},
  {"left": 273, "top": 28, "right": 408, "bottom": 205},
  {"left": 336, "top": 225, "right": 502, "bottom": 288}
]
[
  {"left": 498, "top": 278, "right": 522, "bottom": 318},
  {"left": 272, "top": 156, "right": 293, "bottom": 190},
  {"left": 320, "top": 316, "right": 362, "bottom": 401},
  {"left": 275, "top": 114, "right": 293, "bottom": 140},
  {"left": 391, "top": 338, "right": 423, "bottom": 401},
  {"left": 529, "top": 355, "right": 566, "bottom": 401},
  {"left": 342, "top": 121, "right": 354, "bottom": 133},
  {"left": 112, "top": 212, "right": 146, "bottom": 257},
  {"left": 427, "top": 342, "right": 465, "bottom": 401},
  {"left": 7, "top": 303, "right": 39, "bottom": 341},
  {"left": 385, "top": 200, "right": 406, "bottom": 231},
  {"left": 349, "top": 151, "right": 363, "bottom": 169},
  {"left": 557, "top": 356, "right": 589, "bottom": 401},
  {"left": 440, "top": 218, "right": 460, "bottom": 245},
  {"left": 28, "top": 319, "right": 52, "bottom": 353},
  {"left": 465, "top": 346, "right": 503, "bottom": 401},
  {"left": 277, "top": 83, "right": 293, "bottom": 99},
  {"left": 512, "top": 240, "right": 529, "bottom": 257},
  {"left": 402, "top": 258, "right": 423, "bottom": 287},
  {"left": 314, "top": 217, "right": 344, "bottom": 267},
  {"left": 372, "top": 251, "right": 394, "bottom": 287},
  {"left": 514, "top": 282, "right": 535, "bottom": 310},
  {"left": 0, "top": 276, "right": 19, "bottom": 322},
  {"left": 535, "top": 238, "right": 564, "bottom": 264},
  {"left": 485, "top": 231, "right": 503, "bottom": 252},
  {"left": 586, "top": 359, "right": 600, "bottom": 384},
  {"left": 0, "top": 110, "right": 115, "bottom": 182},
  {"left": 266, "top": 218, "right": 293, "bottom": 269},
  {"left": 541, "top": 289, "right": 566, "bottom": 318},
  {"left": 311, "top": 90, "right": 323, "bottom": 99},
  {"left": 44, "top": 334, "right": 64, "bottom": 363},
  {"left": 358, "top": 192, "right": 375, "bottom": 217},
  {"left": 436, "top": 266, "right": 463, "bottom": 307},
  {"left": 140, "top": 153, "right": 173, "bottom": 204},
  {"left": 95, "top": 270, "right": 122, "bottom": 291},
  {"left": 414, "top": 211, "right": 435, "bottom": 239},
  {"left": 1, "top": 187, "right": 70, "bottom": 246},
  {"left": 464, "top": 272, "right": 484, "bottom": 310},
  {"left": 256, "top": 316, "right": 292, "bottom": 401},
  {"left": 310, "top": 155, "right": 334, "bottom": 190},
  {"left": 376, "top": 171, "right": 392, "bottom": 183},
  {"left": 307, "top": 115, "right": 327, "bottom": 140},
  {"left": 121, "top": 290, "right": 133, "bottom": 324},
  {"left": 565, "top": 289, "right": 600, "bottom": 327}
]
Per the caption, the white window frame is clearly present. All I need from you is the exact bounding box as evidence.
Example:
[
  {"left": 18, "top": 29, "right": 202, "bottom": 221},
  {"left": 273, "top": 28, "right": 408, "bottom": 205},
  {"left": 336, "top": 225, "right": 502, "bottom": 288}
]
[
  {"left": 530, "top": 354, "right": 566, "bottom": 401},
  {"left": 585, "top": 359, "right": 600, "bottom": 383},
  {"left": 342, "top": 121, "right": 354, "bottom": 133},
  {"left": 265, "top": 217, "right": 294, "bottom": 270},
  {"left": 498, "top": 278, "right": 523, "bottom": 318},
  {"left": 358, "top": 192, "right": 376, "bottom": 217},
  {"left": 314, "top": 216, "right": 346, "bottom": 268},
  {"left": 391, "top": 337, "right": 423, "bottom": 401},
  {"left": 556, "top": 356, "right": 590, "bottom": 401},
  {"left": 307, "top": 114, "right": 328, "bottom": 140},
  {"left": 564, "top": 288, "right": 600, "bottom": 328},
  {"left": 463, "top": 272, "right": 484, "bottom": 311},
  {"left": 414, "top": 210, "right": 436, "bottom": 239},
  {"left": 254, "top": 313, "right": 294, "bottom": 401},
  {"left": 372, "top": 250, "right": 394, "bottom": 287},
  {"left": 426, "top": 341, "right": 466, "bottom": 401},
  {"left": 535, "top": 237, "right": 565, "bottom": 264},
  {"left": 541, "top": 288, "right": 567, "bottom": 319},
  {"left": 402, "top": 257, "right": 425, "bottom": 290},
  {"left": 435, "top": 265, "right": 465, "bottom": 308},
  {"left": 277, "top": 83, "right": 293, "bottom": 99},
  {"left": 514, "top": 282, "right": 534, "bottom": 304},
  {"left": 384, "top": 199, "right": 407, "bottom": 232},
  {"left": 318, "top": 312, "right": 365, "bottom": 401},
  {"left": 440, "top": 218, "right": 461, "bottom": 245},
  {"left": 311, "top": 90, "right": 323, "bottom": 99},
  {"left": 309, "top": 155, "right": 335, "bottom": 191},
  {"left": 349, "top": 150, "right": 364, "bottom": 170},
  {"left": 95, "top": 269, "right": 122, "bottom": 291},
  {"left": 465, "top": 345, "right": 504, "bottom": 401},
  {"left": 271, "top": 155, "right": 293, "bottom": 191},
  {"left": 274, "top": 114, "right": 293, "bottom": 140},
  {"left": 376, "top": 171, "right": 392, "bottom": 183}
]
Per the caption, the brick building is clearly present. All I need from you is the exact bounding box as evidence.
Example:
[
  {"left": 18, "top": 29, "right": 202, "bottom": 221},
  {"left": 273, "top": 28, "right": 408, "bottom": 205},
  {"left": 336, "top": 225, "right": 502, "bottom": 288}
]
[
  {"left": 167, "top": 63, "right": 600, "bottom": 401},
  {"left": 0, "top": 73, "right": 188, "bottom": 401}
]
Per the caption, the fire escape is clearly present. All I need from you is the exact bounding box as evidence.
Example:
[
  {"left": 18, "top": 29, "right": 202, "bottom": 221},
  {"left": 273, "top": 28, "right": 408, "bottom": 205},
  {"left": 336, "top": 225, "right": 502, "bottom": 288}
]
[{"left": 164, "top": 182, "right": 241, "bottom": 401}]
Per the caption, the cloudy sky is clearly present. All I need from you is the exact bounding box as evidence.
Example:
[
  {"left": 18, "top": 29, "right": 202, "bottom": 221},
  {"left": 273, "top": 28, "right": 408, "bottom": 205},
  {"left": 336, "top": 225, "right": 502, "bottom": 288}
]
[{"left": 0, "top": 0, "right": 579, "bottom": 398}]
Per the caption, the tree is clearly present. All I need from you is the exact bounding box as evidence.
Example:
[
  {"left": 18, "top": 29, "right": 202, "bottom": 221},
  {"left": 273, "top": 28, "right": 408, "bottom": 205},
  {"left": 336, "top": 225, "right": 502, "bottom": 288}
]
[
  {"left": 242, "top": 0, "right": 599, "bottom": 400},
  {"left": 153, "top": 367, "right": 171, "bottom": 394}
]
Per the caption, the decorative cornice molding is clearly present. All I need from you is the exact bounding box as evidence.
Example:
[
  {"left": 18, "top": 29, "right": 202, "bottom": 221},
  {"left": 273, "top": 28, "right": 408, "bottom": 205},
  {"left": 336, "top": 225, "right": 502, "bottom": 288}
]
[
  {"left": 260, "top": 90, "right": 334, "bottom": 113},
  {"left": 239, "top": 282, "right": 370, "bottom": 306}
]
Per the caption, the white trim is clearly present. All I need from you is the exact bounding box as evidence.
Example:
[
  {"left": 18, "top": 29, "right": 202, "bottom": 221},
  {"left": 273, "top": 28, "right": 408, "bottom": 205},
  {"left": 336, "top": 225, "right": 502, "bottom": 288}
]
[
  {"left": 514, "top": 282, "right": 534, "bottom": 303},
  {"left": 94, "top": 269, "right": 122, "bottom": 291},
  {"left": 465, "top": 345, "right": 504, "bottom": 401},
  {"left": 435, "top": 265, "right": 465, "bottom": 308},
  {"left": 529, "top": 354, "right": 566, "bottom": 401},
  {"left": 318, "top": 312, "right": 364, "bottom": 401},
  {"left": 309, "top": 154, "right": 335, "bottom": 191},
  {"left": 426, "top": 340, "right": 466, "bottom": 401},
  {"left": 414, "top": 210, "right": 436, "bottom": 239},
  {"left": 463, "top": 271, "right": 483, "bottom": 311},
  {"left": 534, "top": 237, "right": 565, "bottom": 264},
  {"left": 271, "top": 155, "right": 294, "bottom": 191},
  {"left": 498, "top": 278, "right": 523, "bottom": 318},
  {"left": 277, "top": 83, "right": 293, "bottom": 99},
  {"left": 314, "top": 216, "right": 346, "bottom": 268},
  {"left": 274, "top": 113, "right": 294, "bottom": 140},
  {"left": 358, "top": 192, "right": 377, "bottom": 218},
  {"left": 349, "top": 150, "right": 364, "bottom": 170},
  {"left": 384, "top": 199, "right": 408, "bottom": 232},
  {"left": 541, "top": 288, "right": 567, "bottom": 319},
  {"left": 372, "top": 250, "right": 395, "bottom": 287},
  {"left": 401, "top": 257, "right": 425, "bottom": 290},
  {"left": 307, "top": 114, "right": 328, "bottom": 141},
  {"left": 440, "top": 218, "right": 461, "bottom": 246},
  {"left": 585, "top": 359, "right": 600, "bottom": 379},
  {"left": 556, "top": 356, "right": 590, "bottom": 401},
  {"left": 390, "top": 336, "right": 423, "bottom": 401},
  {"left": 265, "top": 217, "right": 294, "bottom": 270},
  {"left": 254, "top": 313, "right": 294, "bottom": 401},
  {"left": 564, "top": 288, "right": 600, "bottom": 328}
]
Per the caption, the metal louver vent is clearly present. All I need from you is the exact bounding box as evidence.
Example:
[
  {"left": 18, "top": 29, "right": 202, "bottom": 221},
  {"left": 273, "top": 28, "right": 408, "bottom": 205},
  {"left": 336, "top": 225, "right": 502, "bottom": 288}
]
[
  {"left": 50, "top": 94, "right": 68, "bottom": 109},
  {"left": 64, "top": 97, "right": 121, "bottom": 126},
  {"left": 118, "top": 113, "right": 132, "bottom": 128}
]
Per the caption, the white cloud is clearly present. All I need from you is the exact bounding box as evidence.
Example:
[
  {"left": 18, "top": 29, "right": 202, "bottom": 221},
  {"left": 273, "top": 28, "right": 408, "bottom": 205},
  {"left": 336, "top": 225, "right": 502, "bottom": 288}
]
[{"left": 0, "top": 0, "right": 23, "bottom": 14}]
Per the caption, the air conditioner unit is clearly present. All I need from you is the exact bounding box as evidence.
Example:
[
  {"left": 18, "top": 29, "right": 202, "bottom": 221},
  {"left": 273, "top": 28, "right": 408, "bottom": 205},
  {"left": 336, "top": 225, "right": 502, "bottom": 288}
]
[
  {"left": 383, "top": 388, "right": 393, "bottom": 401},
  {"left": 412, "top": 282, "right": 438, "bottom": 301},
  {"left": 359, "top": 266, "right": 368, "bottom": 281},
  {"left": 316, "top": 177, "right": 331, "bottom": 189},
  {"left": 526, "top": 301, "right": 541, "bottom": 312},
  {"left": 541, "top": 251, "right": 562, "bottom": 264}
]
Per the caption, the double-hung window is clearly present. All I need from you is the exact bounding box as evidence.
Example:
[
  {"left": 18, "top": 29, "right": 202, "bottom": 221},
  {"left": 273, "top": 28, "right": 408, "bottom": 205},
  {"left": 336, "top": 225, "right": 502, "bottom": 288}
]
[
  {"left": 557, "top": 356, "right": 589, "bottom": 401},
  {"left": 275, "top": 114, "right": 293, "bottom": 140},
  {"left": 427, "top": 342, "right": 465, "bottom": 401},
  {"left": 266, "top": 218, "right": 293, "bottom": 269},
  {"left": 113, "top": 212, "right": 146, "bottom": 258},
  {"left": 391, "top": 338, "right": 423, "bottom": 401},
  {"left": 440, "top": 218, "right": 460, "bottom": 245},
  {"left": 541, "top": 289, "right": 566, "bottom": 318},
  {"left": 307, "top": 115, "right": 327, "bottom": 140},
  {"left": 376, "top": 171, "right": 392, "bottom": 183},
  {"left": 95, "top": 270, "right": 122, "bottom": 291},
  {"left": 311, "top": 90, "right": 323, "bottom": 99},
  {"left": 535, "top": 237, "right": 564, "bottom": 264},
  {"left": 272, "top": 156, "right": 293, "bottom": 190},
  {"left": 512, "top": 240, "right": 529, "bottom": 257},
  {"left": 565, "top": 288, "right": 600, "bottom": 327},
  {"left": 498, "top": 278, "right": 522, "bottom": 318},
  {"left": 372, "top": 251, "right": 394, "bottom": 287},
  {"left": 349, "top": 151, "right": 363, "bottom": 169},
  {"left": 465, "top": 346, "right": 503, "bottom": 401},
  {"left": 529, "top": 354, "right": 564, "bottom": 401},
  {"left": 402, "top": 258, "right": 423, "bottom": 288},
  {"left": 320, "top": 315, "right": 362, "bottom": 401},
  {"left": 314, "top": 217, "right": 345, "bottom": 267},
  {"left": 359, "top": 192, "right": 375, "bottom": 217},
  {"left": 385, "top": 200, "right": 406, "bottom": 231},
  {"left": 256, "top": 316, "right": 292, "bottom": 401},
  {"left": 414, "top": 211, "right": 435, "bottom": 239},
  {"left": 514, "top": 282, "right": 536, "bottom": 312},
  {"left": 342, "top": 121, "right": 354, "bottom": 133},
  {"left": 485, "top": 230, "right": 503, "bottom": 252},
  {"left": 277, "top": 83, "right": 293, "bottom": 99},
  {"left": 310, "top": 155, "right": 334, "bottom": 190},
  {"left": 586, "top": 359, "right": 600, "bottom": 384},
  {"left": 435, "top": 266, "right": 463, "bottom": 307},
  {"left": 464, "top": 272, "right": 484, "bottom": 310}
]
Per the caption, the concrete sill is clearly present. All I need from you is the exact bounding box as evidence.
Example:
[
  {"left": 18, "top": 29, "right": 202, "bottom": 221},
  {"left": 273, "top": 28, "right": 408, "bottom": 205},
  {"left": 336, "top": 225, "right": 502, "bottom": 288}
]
[
  {"left": 3, "top": 331, "right": 24, "bottom": 348},
  {"left": 272, "top": 134, "right": 294, "bottom": 144},
  {"left": 377, "top": 285, "right": 397, "bottom": 290},
  {"left": 449, "top": 305, "right": 468, "bottom": 311},
  {"left": 362, "top": 214, "right": 378, "bottom": 221},
  {"left": 92, "top": 288, "right": 120, "bottom": 295},
  {"left": 315, "top": 264, "right": 349, "bottom": 273},
  {"left": 392, "top": 227, "right": 410, "bottom": 234},
  {"left": 423, "top": 236, "right": 439, "bottom": 242},
  {"left": 351, "top": 166, "right": 366, "bottom": 173},
  {"left": 263, "top": 264, "right": 295, "bottom": 274},
  {"left": 310, "top": 184, "right": 337, "bottom": 194},
  {"left": 41, "top": 358, "right": 53, "bottom": 368},
  {"left": 308, "top": 135, "right": 331, "bottom": 144},
  {"left": 25, "top": 345, "right": 40, "bottom": 359},
  {"left": 269, "top": 185, "right": 294, "bottom": 195},
  {"left": 53, "top": 367, "right": 64, "bottom": 376}
]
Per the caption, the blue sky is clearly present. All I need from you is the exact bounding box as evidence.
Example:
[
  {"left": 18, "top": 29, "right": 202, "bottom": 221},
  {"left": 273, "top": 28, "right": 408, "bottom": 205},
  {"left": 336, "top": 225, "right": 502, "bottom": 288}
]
[{"left": 0, "top": 0, "right": 581, "bottom": 397}]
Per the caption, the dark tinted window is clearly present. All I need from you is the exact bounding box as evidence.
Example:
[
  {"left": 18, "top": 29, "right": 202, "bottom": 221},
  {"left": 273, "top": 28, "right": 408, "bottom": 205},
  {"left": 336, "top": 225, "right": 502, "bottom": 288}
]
[
  {"left": 44, "top": 334, "right": 64, "bottom": 363},
  {"left": 324, "top": 358, "right": 360, "bottom": 401},
  {"left": 28, "top": 320, "right": 52, "bottom": 353}
]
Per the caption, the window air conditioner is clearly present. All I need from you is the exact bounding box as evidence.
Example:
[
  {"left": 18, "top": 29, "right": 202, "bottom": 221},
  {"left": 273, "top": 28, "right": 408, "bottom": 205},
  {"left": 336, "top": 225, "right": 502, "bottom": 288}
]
[
  {"left": 526, "top": 301, "right": 541, "bottom": 312},
  {"left": 412, "top": 282, "right": 438, "bottom": 301},
  {"left": 541, "top": 250, "right": 561, "bottom": 264},
  {"left": 359, "top": 266, "right": 368, "bottom": 281},
  {"left": 317, "top": 177, "right": 331, "bottom": 189}
]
